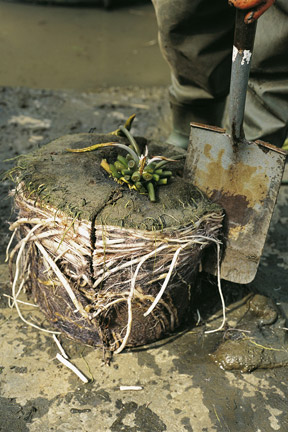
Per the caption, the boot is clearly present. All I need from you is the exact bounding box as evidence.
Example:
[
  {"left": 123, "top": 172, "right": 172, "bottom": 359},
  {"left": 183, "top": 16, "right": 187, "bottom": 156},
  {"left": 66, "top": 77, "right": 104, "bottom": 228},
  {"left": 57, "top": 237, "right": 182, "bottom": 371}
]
[{"left": 167, "top": 93, "right": 227, "bottom": 150}]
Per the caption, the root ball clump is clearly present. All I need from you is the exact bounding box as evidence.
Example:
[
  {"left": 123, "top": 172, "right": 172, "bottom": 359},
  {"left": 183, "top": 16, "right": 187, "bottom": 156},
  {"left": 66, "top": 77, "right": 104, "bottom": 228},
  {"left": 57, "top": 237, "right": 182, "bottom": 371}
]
[{"left": 8, "top": 132, "right": 224, "bottom": 353}]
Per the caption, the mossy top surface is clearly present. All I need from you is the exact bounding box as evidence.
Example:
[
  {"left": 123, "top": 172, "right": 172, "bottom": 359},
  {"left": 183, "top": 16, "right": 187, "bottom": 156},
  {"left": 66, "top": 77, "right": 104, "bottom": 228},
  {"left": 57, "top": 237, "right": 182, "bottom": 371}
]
[{"left": 13, "top": 133, "right": 222, "bottom": 230}]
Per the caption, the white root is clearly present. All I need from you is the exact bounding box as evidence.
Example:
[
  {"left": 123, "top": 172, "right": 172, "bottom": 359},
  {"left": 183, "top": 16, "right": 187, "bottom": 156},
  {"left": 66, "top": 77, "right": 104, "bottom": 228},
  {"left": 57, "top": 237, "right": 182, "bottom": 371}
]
[
  {"left": 204, "top": 242, "right": 226, "bottom": 334},
  {"left": 144, "top": 244, "right": 184, "bottom": 317},
  {"left": 53, "top": 334, "right": 69, "bottom": 359},
  {"left": 91, "top": 298, "right": 128, "bottom": 318},
  {"left": 56, "top": 353, "right": 89, "bottom": 383},
  {"left": 9, "top": 184, "right": 225, "bottom": 354},
  {"left": 35, "top": 241, "right": 89, "bottom": 319},
  {"left": 196, "top": 309, "right": 201, "bottom": 326},
  {"left": 9, "top": 226, "right": 61, "bottom": 335},
  {"left": 114, "top": 296, "right": 133, "bottom": 354},
  {"left": 10, "top": 223, "right": 40, "bottom": 304},
  {"left": 5, "top": 227, "right": 17, "bottom": 262},
  {"left": 3, "top": 294, "right": 39, "bottom": 308},
  {"left": 119, "top": 386, "right": 143, "bottom": 391}
]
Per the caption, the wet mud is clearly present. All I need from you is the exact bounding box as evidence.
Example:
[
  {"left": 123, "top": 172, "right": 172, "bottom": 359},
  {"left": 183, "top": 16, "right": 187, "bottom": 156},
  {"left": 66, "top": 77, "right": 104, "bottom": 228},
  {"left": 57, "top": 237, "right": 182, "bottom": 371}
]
[
  {"left": 212, "top": 294, "right": 288, "bottom": 372},
  {"left": 1, "top": 86, "right": 288, "bottom": 431}
]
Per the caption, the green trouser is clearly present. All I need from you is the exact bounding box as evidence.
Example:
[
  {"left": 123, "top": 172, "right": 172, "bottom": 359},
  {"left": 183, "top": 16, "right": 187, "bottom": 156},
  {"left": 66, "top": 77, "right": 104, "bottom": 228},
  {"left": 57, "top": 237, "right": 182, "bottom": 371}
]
[{"left": 152, "top": 0, "right": 288, "bottom": 147}]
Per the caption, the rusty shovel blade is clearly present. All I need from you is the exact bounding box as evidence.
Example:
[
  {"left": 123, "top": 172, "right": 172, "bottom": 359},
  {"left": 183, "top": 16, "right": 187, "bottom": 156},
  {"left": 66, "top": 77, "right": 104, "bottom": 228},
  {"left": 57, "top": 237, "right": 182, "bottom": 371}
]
[{"left": 184, "top": 124, "right": 286, "bottom": 284}]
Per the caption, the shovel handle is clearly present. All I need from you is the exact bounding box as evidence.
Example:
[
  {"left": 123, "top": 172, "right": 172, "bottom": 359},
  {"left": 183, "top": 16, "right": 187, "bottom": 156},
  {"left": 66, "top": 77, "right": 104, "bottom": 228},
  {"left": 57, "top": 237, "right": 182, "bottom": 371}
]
[{"left": 229, "top": 9, "right": 257, "bottom": 141}]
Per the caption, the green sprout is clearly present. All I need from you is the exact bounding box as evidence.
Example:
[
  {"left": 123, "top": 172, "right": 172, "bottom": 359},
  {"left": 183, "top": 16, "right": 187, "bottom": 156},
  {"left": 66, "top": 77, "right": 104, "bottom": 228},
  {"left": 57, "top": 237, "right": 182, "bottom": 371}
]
[{"left": 66, "top": 115, "right": 184, "bottom": 202}]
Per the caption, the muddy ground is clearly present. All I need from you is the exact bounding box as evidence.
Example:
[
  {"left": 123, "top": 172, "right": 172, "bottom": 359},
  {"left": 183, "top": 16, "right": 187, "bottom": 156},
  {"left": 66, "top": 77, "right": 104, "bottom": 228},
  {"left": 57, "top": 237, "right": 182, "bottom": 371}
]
[
  {"left": 0, "top": 1, "right": 170, "bottom": 90},
  {"left": 0, "top": 85, "right": 288, "bottom": 432}
]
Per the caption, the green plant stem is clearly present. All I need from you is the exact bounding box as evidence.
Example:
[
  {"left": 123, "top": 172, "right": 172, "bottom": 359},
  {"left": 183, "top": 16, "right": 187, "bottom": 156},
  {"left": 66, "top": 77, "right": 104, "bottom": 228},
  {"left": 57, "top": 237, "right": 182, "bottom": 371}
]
[
  {"left": 128, "top": 160, "right": 136, "bottom": 169},
  {"left": 109, "top": 164, "right": 121, "bottom": 178},
  {"left": 145, "top": 162, "right": 156, "bottom": 173},
  {"left": 117, "top": 155, "right": 129, "bottom": 168},
  {"left": 147, "top": 182, "right": 156, "bottom": 202},
  {"left": 160, "top": 171, "right": 172, "bottom": 177},
  {"left": 119, "top": 126, "right": 141, "bottom": 157},
  {"left": 131, "top": 171, "right": 141, "bottom": 182},
  {"left": 157, "top": 178, "right": 168, "bottom": 185},
  {"left": 135, "top": 182, "right": 146, "bottom": 193},
  {"left": 154, "top": 169, "right": 163, "bottom": 175},
  {"left": 154, "top": 155, "right": 184, "bottom": 170},
  {"left": 121, "top": 169, "right": 132, "bottom": 176},
  {"left": 142, "top": 172, "right": 153, "bottom": 181},
  {"left": 114, "top": 161, "right": 126, "bottom": 172}
]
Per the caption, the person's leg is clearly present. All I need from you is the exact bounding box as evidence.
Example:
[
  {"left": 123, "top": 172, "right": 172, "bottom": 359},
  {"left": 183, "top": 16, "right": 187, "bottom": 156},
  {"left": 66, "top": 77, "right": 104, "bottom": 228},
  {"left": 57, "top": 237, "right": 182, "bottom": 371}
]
[
  {"left": 153, "top": 0, "right": 288, "bottom": 149},
  {"left": 240, "top": 0, "right": 288, "bottom": 147},
  {"left": 152, "top": 0, "right": 235, "bottom": 148}
]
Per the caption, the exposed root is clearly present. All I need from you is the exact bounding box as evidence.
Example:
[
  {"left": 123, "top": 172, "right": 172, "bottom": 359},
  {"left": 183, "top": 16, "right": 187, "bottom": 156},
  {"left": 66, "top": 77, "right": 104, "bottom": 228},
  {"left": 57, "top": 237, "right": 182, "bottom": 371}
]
[
  {"left": 56, "top": 353, "right": 89, "bottom": 383},
  {"left": 205, "top": 242, "right": 226, "bottom": 334},
  {"left": 35, "top": 241, "right": 88, "bottom": 318},
  {"left": 3, "top": 293, "right": 38, "bottom": 308},
  {"left": 7, "top": 184, "right": 224, "bottom": 351},
  {"left": 53, "top": 334, "right": 69, "bottom": 359},
  {"left": 8, "top": 225, "right": 60, "bottom": 335}
]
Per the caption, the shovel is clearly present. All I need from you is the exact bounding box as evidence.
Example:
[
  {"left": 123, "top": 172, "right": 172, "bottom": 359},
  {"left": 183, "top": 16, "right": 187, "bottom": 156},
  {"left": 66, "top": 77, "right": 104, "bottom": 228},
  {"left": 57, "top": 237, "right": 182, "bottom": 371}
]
[{"left": 184, "top": 9, "right": 286, "bottom": 284}]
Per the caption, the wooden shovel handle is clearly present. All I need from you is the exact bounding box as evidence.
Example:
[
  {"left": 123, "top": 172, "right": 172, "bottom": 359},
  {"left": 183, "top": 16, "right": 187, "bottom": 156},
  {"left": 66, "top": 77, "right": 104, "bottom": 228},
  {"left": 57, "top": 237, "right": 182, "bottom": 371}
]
[{"left": 234, "top": 8, "right": 257, "bottom": 51}]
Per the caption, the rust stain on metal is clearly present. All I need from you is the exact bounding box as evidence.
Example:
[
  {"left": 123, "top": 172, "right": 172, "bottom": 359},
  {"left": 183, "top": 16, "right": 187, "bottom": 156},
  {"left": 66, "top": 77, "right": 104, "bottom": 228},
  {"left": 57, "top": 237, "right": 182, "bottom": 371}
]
[
  {"left": 190, "top": 122, "right": 226, "bottom": 134},
  {"left": 255, "top": 139, "right": 287, "bottom": 156},
  {"left": 209, "top": 189, "right": 252, "bottom": 227},
  {"left": 198, "top": 145, "right": 269, "bottom": 212},
  {"left": 203, "top": 143, "right": 212, "bottom": 159}
]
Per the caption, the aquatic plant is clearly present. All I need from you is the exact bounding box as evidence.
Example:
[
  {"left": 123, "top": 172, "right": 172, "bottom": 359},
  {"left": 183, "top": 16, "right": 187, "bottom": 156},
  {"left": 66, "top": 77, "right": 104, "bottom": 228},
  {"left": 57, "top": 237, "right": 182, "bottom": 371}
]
[{"left": 66, "top": 114, "right": 184, "bottom": 202}]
